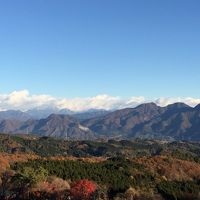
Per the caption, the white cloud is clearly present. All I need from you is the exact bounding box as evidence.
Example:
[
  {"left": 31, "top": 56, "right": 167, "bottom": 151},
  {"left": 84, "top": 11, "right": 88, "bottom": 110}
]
[
  {"left": 0, "top": 90, "right": 199, "bottom": 112},
  {"left": 155, "top": 97, "right": 200, "bottom": 107},
  {"left": 0, "top": 90, "right": 56, "bottom": 111}
]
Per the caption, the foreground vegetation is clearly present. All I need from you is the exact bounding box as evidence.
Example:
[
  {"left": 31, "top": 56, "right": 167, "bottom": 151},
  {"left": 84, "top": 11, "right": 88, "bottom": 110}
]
[{"left": 0, "top": 134, "right": 200, "bottom": 199}]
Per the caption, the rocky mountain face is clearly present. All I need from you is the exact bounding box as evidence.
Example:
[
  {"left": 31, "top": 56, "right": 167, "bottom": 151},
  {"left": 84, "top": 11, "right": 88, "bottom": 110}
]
[
  {"left": 31, "top": 114, "right": 95, "bottom": 139},
  {"left": 0, "top": 103, "right": 200, "bottom": 140},
  {"left": 0, "top": 119, "right": 22, "bottom": 133},
  {"left": 84, "top": 102, "right": 200, "bottom": 140},
  {"left": 83, "top": 103, "right": 163, "bottom": 137},
  {"left": 0, "top": 114, "right": 95, "bottom": 140}
]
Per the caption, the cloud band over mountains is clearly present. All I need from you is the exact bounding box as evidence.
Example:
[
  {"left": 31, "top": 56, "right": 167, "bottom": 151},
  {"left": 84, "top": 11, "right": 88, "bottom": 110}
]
[{"left": 0, "top": 90, "right": 200, "bottom": 112}]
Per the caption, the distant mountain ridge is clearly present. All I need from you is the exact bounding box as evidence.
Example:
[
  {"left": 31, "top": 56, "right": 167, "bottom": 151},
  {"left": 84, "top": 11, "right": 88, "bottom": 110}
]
[
  {"left": 0, "top": 114, "right": 95, "bottom": 140},
  {"left": 0, "top": 108, "right": 110, "bottom": 121},
  {"left": 0, "top": 110, "right": 31, "bottom": 121},
  {"left": 84, "top": 102, "right": 200, "bottom": 140},
  {"left": 0, "top": 102, "right": 200, "bottom": 140}
]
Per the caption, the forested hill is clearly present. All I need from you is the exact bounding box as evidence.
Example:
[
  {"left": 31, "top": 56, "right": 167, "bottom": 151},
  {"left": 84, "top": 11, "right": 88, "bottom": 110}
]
[
  {"left": 1, "top": 133, "right": 200, "bottom": 159},
  {"left": 0, "top": 134, "right": 200, "bottom": 199}
]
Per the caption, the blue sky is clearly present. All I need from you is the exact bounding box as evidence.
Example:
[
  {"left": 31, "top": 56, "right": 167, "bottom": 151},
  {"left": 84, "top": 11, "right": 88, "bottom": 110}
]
[{"left": 0, "top": 0, "right": 200, "bottom": 100}]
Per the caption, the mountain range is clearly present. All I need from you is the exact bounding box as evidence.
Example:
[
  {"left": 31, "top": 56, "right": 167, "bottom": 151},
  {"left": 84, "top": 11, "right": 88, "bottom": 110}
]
[
  {"left": 0, "top": 108, "right": 109, "bottom": 121},
  {"left": 0, "top": 102, "right": 200, "bottom": 140}
]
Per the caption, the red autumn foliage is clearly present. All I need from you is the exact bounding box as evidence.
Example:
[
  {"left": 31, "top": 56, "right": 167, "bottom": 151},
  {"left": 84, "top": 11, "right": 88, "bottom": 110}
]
[{"left": 70, "top": 179, "right": 97, "bottom": 200}]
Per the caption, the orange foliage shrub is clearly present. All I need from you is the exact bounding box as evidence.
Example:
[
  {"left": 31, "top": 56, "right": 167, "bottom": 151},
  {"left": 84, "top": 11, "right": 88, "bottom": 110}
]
[
  {"left": 70, "top": 179, "right": 97, "bottom": 200},
  {"left": 32, "top": 176, "right": 70, "bottom": 193},
  {"left": 0, "top": 153, "right": 39, "bottom": 174}
]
